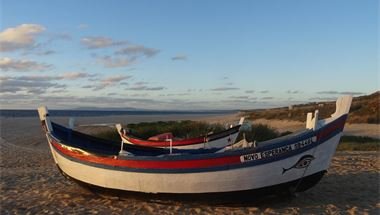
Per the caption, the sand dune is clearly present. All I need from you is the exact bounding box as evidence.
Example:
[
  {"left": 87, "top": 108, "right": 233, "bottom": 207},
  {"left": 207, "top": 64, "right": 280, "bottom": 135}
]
[
  {"left": 196, "top": 113, "right": 380, "bottom": 139},
  {"left": 1, "top": 115, "right": 379, "bottom": 214}
]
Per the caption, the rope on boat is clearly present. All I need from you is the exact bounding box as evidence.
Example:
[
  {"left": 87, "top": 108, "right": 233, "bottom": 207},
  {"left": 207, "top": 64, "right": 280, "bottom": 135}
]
[
  {"left": 291, "top": 110, "right": 321, "bottom": 195},
  {"left": 290, "top": 141, "right": 319, "bottom": 195}
]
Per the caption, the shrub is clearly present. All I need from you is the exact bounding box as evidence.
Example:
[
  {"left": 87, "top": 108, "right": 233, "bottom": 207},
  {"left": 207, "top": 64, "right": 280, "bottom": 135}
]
[
  {"left": 337, "top": 135, "right": 380, "bottom": 151},
  {"left": 126, "top": 120, "right": 225, "bottom": 139},
  {"left": 94, "top": 130, "right": 120, "bottom": 142},
  {"left": 367, "top": 116, "right": 379, "bottom": 124},
  {"left": 337, "top": 142, "right": 379, "bottom": 151},
  {"left": 95, "top": 120, "right": 225, "bottom": 141},
  {"left": 237, "top": 123, "right": 280, "bottom": 142},
  {"left": 340, "top": 135, "right": 379, "bottom": 143}
]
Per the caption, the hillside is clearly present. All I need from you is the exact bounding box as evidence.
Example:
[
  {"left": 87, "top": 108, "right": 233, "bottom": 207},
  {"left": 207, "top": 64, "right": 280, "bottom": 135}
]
[{"left": 244, "top": 91, "right": 380, "bottom": 124}]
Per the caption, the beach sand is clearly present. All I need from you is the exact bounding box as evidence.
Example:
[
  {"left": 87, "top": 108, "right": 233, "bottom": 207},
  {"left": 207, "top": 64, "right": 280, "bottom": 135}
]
[{"left": 1, "top": 114, "right": 379, "bottom": 214}]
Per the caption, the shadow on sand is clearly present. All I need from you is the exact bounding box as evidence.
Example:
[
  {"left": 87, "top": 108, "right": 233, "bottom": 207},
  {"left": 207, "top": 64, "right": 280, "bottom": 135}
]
[{"left": 65, "top": 169, "right": 378, "bottom": 211}]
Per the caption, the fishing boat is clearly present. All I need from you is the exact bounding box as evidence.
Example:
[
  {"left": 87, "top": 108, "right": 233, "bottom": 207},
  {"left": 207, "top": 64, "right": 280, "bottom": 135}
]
[
  {"left": 38, "top": 95, "right": 352, "bottom": 196},
  {"left": 115, "top": 118, "right": 244, "bottom": 150}
]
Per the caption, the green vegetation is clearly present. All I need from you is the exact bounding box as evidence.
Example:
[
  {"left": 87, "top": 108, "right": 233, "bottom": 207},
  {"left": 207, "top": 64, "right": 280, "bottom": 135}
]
[
  {"left": 340, "top": 135, "right": 380, "bottom": 143},
  {"left": 94, "top": 121, "right": 379, "bottom": 151},
  {"left": 94, "top": 129, "right": 121, "bottom": 142},
  {"left": 337, "top": 142, "right": 379, "bottom": 151},
  {"left": 337, "top": 135, "right": 380, "bottom": 151},
  {"left": 126, "top": 120, "right": 225, "bottom": 139},
  {"left": 237, "top": 124, "right": 284, "bottom": 142},
  {"left": 94, "top": 120, "right": 225, "bottom": 142}
]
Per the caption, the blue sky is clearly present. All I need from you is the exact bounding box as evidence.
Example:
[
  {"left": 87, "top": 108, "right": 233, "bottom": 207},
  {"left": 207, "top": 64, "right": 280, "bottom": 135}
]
[{"left": 0, "top": 0, "right": 378, "bottom": 110}]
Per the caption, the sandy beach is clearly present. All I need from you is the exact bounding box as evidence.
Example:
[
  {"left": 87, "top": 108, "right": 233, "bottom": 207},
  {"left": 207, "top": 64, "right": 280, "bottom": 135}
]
[{"left": 1, "top": 114, "right": 379, "bottom": 214}]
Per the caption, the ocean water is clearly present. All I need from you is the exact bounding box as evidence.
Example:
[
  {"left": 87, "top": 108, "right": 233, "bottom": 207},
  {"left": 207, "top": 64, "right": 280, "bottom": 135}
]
[{"left": 0, "top": 109, "right": 236, "bottom": 118}]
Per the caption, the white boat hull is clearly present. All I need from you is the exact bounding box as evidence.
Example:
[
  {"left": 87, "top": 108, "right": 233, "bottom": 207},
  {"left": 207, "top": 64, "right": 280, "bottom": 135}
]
[{"left": 50, "top": 133, "right": 341, "bottom": 194}]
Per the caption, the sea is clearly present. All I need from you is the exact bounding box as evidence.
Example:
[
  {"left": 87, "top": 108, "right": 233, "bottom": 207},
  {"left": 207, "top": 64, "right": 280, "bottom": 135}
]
[{"left": 0, "top": 109, "right": 237, "bottom": 118}]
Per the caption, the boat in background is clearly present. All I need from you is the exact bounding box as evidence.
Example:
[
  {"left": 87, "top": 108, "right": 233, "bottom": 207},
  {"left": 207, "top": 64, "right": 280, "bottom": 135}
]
[
  {"left": 38, "top": 95, "right": 352, "bottom": 196},
  {"left": 115, "top": 118, "right": 244, "bottom": 150}
]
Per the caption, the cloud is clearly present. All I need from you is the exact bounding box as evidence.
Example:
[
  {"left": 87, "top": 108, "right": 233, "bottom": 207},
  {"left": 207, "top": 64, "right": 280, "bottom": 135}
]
[
  {"left": 96, "top": 55, "right": 135, "bottom": 68},
  {"left": 171, "top": 54, "right": 187, "bottom": 61},
  {"left": 0, "top": 76, "right": 66, "bottom": 94},
  {"left": 20, "top": 32, "right": 70, "bottom": 56},
  {"left": 130, "top": 93, "right": 148, "bottom": 97},
  {"left": 229, "top": 96, "right": 249, "bottom": 99},
  {"left": 60, "top": 72, "right": 92, "bottom": 80},
  {"left": 210, "top": 87, "right": 240, "bottom": 91},
  {"left": 3, "top": 91, "right": 135, "bottom": 109},
  {"left": 317, "top": 91, "right": 364, "bottom": 95},
  {"left": 165, "top": 93, "right": 190, "bottom": 96},
  {"left": 0, "top": 73, "right": 92, "bottom": 93},
  {"left": 14, "top": 75, "right": 59, "bottom": 81},
  {"left": 127, "top": 86, "right": 165, "bottom": 91},
  {"left": 93, "top": 75, "right": 132, "bottom": 90},
  {"left": 35, "top": 50, "right": 55, "bottom": 55},
  {"left": 259, "top": 90, "right": 269, "bottom": 93},
  {"left": 6, "top": 72, "right": 92, "bottom": 82},
  {"left": 0, "top": 86, "right": 23, "bottom": 93},
  {"left": 101, "top": 75, "right": 131, "bottom": 85},
  {"left": 77, "top": 24, "right": 89, "bottom": 29},
  {"left": 115, "top": 45, "right": 159, "bottom": 58},
  {"left": 125, "top": 81, "right": 165, "bottom": 91},
  {"left": 245, "top": 90, "right": 255, "bottom": 93},
  {"left": 84, "top": 36, "right": 159, "bottom": 68},
  {"left": 0, "top": 24, "right": 45, "bottom": 52},
  {"left": 143, "top": 87, "right": 165, "bottom": 91},
  {"left": 316, "top": 91, "right": 339, "bottom": 94},
  {"left": 20, "top": 95, "right": 157, "bottom": 109},
  {"left": 340, "top": 91, "right": 364, "bottom": 95},
  {"left": 82, "top": 85, "right": 93, "bottom": 89},
  {"left": 134, "top": 81, "right": 149, "bottom": 85},
  {"left": 309, "top": 97, "right": 337, "bottom": 101},
  {"left": 46, "top": 32, "right": 71, "bottom": 41},
  {"left": 221, "top": 99, "right": 257, "bottom": 104},
  {"left": 0, "top": 57, "right": 52, "bottom": 72},
  {"left": 81, "top": 36, "right": 128, "bottom": 49},
  {"left": 286, "top": 90, "right": 300, "bottom": 94},
  {"left": 261, "top": 97, "right": 274, "bottom": 100}
]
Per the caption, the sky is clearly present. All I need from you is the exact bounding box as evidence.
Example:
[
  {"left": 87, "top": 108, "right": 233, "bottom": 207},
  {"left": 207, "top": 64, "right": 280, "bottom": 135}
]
[{"left": 0, "top": 0, "right": 378, "bottom": 110}]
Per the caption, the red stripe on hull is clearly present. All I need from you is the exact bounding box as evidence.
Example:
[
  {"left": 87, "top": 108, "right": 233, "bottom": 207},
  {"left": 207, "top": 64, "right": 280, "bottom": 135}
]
[
  {"left": 317, "top": 117, "right": 345, "bottom": 141},
  {"left": 123, "top": 134, "right": 206, "bottom": 147},
  {"left": 51, "top": 139, "right": 240, "bottom": 169}
]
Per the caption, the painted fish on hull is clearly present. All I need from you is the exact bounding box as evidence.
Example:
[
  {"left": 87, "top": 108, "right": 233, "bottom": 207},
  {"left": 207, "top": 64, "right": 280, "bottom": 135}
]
[{"left": 282, "top": 155, "right": 315, "bottom": 174}]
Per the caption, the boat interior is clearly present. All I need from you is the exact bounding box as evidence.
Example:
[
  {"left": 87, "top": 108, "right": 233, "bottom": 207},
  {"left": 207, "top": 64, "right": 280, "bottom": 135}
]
[{"left": 50, "top": 121, "right": 221, "bottom": 157}]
